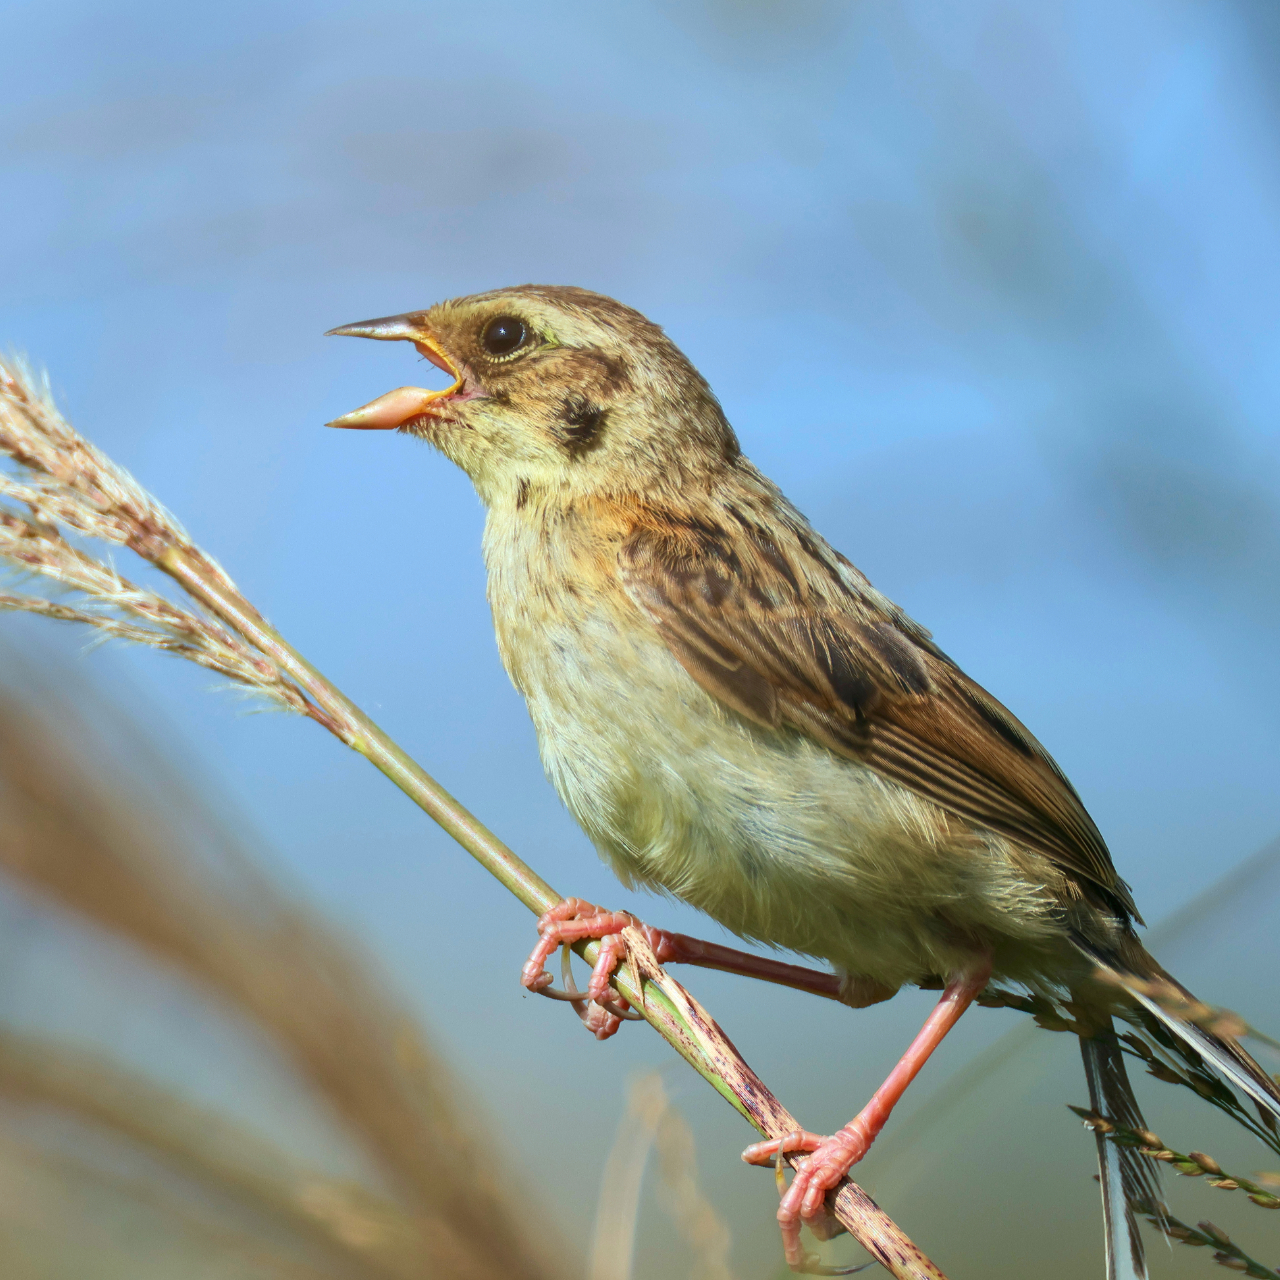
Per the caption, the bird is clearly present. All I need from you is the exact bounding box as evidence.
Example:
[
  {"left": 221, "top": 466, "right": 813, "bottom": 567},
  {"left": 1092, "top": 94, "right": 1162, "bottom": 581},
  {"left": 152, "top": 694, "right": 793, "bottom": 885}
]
[{"left": 326, "top": 285, "right": 1280, "bottom": 1278}]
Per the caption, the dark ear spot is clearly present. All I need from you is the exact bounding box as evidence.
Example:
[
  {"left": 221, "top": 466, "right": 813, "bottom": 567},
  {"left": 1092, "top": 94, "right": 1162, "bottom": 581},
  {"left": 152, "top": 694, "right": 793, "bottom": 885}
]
[{"left": 558, "top": 393, "right": 607, "bottom": 457}]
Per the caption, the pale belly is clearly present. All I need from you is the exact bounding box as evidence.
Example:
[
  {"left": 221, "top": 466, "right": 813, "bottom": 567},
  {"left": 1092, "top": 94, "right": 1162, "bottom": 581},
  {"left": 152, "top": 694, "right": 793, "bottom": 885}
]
[{"left": 506, "top": 602, "right": 1069, "bottom": 992}]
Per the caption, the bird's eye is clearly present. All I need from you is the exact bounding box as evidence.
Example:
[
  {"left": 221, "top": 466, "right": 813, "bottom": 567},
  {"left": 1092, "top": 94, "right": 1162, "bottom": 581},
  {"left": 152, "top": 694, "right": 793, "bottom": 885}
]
[{"left": 480, "top": 315, "right": 529, "bottom": 357}]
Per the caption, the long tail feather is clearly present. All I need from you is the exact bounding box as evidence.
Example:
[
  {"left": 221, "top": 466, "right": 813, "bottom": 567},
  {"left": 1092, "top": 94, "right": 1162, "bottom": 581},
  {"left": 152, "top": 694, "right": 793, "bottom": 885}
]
[
  {"left": 1123, "top": 984, "right": 1280, "bottom": 1122},
  {"left": 1080, "top": 1030, "right": 1159, "bottom": 1280},
  {"left": 1073, "top": 937, "right": 1280, "bottom": 1123}
]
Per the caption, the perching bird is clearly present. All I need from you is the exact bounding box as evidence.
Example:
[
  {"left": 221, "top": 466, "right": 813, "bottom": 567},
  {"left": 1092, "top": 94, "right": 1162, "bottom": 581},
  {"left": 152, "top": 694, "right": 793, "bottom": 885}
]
[{"left": 326, "top": 286, "right": 1280, "bottom": 1278}]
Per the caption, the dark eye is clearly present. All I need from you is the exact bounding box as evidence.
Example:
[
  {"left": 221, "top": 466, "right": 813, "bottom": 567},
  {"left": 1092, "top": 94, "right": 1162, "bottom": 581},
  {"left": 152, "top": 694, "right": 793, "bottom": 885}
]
[{"left": 480, "top": 315, "right": 529, "bottom": 357}]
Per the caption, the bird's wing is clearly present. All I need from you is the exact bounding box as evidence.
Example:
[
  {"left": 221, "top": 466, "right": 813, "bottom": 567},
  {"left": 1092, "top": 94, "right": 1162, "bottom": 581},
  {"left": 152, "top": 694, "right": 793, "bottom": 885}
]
[{"left": 619, "top": 509, "right": 1135, "bottom": 919}]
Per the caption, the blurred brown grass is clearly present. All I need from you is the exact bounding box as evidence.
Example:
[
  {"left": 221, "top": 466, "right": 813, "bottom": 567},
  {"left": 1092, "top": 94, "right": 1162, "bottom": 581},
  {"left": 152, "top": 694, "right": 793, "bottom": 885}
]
[
  {"left": 589, "top": 1071, "right": 734, "bottom": 1280},
  {"left": 0, "top": 649, "right": 565, "bottom": 1280}
]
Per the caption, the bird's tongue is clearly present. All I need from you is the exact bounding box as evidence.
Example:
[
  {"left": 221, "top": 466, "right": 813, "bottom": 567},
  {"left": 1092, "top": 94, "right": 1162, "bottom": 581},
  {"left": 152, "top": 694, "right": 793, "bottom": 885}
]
[{"left": 326, "top": 385, "right": 441, "bottom": 430}]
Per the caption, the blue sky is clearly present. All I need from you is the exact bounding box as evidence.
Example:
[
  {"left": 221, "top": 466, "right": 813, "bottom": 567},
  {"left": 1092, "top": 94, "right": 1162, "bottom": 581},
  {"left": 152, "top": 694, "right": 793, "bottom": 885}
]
[{"left": 4, "top": 1, "right": 1280, "bottom": 1274}]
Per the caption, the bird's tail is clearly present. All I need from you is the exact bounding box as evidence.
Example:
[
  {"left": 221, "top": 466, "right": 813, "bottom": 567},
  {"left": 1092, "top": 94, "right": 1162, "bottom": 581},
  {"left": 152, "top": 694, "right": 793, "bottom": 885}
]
[
  {"left": 1071, "top": 936, "right": 1280, "bottom": 1278},
  {"left": 1073, "top": 936, "right": 1280, "bottom": 1125},
  {"left": 1079, "top": 1028, "right": 1159, "bottom": 1280}
]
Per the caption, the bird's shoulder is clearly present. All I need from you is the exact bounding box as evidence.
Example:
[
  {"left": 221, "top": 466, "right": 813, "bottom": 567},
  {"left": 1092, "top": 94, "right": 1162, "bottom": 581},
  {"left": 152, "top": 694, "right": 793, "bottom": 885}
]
[{"left": 615, "top": 477, "right": 1137, "bottom": 920}]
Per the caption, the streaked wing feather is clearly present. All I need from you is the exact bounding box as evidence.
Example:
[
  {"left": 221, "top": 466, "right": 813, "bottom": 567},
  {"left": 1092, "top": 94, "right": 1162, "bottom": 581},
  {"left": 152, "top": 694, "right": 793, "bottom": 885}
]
[{"left": 621, "top": 515, "right": 1134, "bottom": 918}]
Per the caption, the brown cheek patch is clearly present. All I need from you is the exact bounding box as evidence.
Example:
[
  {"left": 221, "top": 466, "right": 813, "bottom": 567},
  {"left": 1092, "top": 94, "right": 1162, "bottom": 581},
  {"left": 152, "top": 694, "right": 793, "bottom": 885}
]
[
  {"left": 563, "top": 348, "right": 632, "bottom": 397},
  {"left": 523, "top": 347, "right": 634, "bottom": 457}
]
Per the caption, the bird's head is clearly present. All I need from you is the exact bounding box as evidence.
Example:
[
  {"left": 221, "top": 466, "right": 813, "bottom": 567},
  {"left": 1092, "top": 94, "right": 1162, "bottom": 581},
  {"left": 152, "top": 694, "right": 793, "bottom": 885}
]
[{"left": 326, "top": 285, "right": 740, "bottom": 507}]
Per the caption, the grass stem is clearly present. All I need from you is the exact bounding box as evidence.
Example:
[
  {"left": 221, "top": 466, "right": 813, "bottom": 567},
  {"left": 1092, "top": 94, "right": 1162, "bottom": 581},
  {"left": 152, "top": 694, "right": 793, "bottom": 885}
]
[{"left": 2, "top": 357, "right": 947, "bottom": 1280}]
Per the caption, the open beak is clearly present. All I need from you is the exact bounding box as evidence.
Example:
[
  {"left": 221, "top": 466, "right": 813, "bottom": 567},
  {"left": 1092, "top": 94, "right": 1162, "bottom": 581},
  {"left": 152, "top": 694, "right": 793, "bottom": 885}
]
[{"left": 324, "top": 312, "right": 466, "bottom": 430}]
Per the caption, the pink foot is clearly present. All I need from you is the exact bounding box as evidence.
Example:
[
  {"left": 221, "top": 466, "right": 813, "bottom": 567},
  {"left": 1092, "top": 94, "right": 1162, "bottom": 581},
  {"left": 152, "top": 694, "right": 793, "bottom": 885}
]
[
  {"left": 522, "top": 898, "right": 643, "bottom": 1041},
  {"left": 743, "top": 1127, "right": 872, "bottom": 1269}
]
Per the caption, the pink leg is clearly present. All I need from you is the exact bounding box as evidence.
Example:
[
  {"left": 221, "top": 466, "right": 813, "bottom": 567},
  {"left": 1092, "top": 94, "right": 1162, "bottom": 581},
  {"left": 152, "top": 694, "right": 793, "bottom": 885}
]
[
  {"left": 743, "top": 959, "right": 993, "bottom": 1270},
  {"left": 522, "top": 899, "right": 898, "bottom": 1043},
  {"left": 644, "top": 930, "right": 894, "bottom": 1007}
]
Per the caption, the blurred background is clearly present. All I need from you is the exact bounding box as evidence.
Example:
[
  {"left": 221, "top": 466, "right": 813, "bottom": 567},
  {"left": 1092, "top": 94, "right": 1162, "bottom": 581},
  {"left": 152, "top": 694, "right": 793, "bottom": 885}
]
[{"left": 2, "top": 0, "right": 1280, "bottom": 1275}]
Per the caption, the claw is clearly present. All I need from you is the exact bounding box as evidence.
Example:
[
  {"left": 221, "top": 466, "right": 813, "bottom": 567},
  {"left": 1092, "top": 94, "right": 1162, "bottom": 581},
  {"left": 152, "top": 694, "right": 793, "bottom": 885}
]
[
  {"left": 559, "top": 943, "right": 642, "bottom": 1035},
  {"left": 796, "top": 1256, "right": 873, "bottom": 1276}
]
